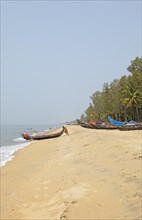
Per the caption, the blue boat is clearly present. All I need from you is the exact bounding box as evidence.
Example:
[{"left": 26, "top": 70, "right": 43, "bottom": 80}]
[
  {"left": 108, "top": 116, "right": 127, "bottom": 126},
  {"left": 108, "top": 116, "right": 136, "bottom": 126}
]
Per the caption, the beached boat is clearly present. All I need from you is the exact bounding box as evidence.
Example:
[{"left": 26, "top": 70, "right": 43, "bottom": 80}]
[
  {"left": 77, "top": 119, "right": 117, "bottom": 130},
  {"left": 22, "top": 126, "right": 68, "bottom": 140},
  {"left": 118, "top": 123, "right": 142, "bottom": 131},
  {"left": 76, "top": 119, "right": 94, "bottom": 129},
  {"left": 89, "top": 123, "right": 100, "bottom": 129},
  {"left": 107, "top": 116, "right": 127, "bottom": 126},
  {"left": 95, "top": 122, "right": 118, "bottom": 129},
  {"left": 108, "top": 116, "right": 138, "bottom": 128}
]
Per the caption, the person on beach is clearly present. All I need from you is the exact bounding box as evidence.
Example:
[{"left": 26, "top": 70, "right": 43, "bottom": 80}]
[{"left": 64, "top": 127, "right": 69, "bottom": 135}]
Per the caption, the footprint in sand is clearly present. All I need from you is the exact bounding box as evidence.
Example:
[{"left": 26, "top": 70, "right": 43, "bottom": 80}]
[
  {"left": 59, "top": 201, "right": 78, "bottom": 220},
  {"left": 64, "top": 154, "right": 71, "bottom": 160},
  {"left": 60, "top": 215, "right": 68, "bottom": 220},
  {"left": 82, "top": 144, "right": 89, "bottom": 147},
  {"left": 70, "top": 201, "right": 78, "bottom": 206},
  {"left": 134, "top": 155, "right": 142, "bottom": 160}
]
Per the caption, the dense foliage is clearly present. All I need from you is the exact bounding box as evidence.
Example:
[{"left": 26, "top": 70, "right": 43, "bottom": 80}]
[{"left": 81, "top": 57, "right": 142, "bottom": 122}]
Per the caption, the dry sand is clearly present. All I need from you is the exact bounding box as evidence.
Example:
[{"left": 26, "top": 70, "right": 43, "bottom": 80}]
[{"left": 1, "top": 125, "right": 142, "bottom": 220}]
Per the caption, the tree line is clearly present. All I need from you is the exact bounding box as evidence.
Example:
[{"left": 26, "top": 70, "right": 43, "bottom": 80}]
[{"left": 81, "top": 57, "right": 142, "bottom": 122}]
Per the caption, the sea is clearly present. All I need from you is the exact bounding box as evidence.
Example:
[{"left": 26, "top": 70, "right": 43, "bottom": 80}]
[{"left": 0, "top": 124, "right": 59, "bottom": 167}]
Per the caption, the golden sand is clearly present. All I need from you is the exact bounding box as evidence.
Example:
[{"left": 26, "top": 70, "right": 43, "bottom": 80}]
[{"left": 1, "top": 125, "right": 141, "bottom": 219}]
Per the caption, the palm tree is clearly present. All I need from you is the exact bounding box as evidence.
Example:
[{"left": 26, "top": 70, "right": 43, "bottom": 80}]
[{"left": 121, "top": 84, "right": 141, "bottom": 121}]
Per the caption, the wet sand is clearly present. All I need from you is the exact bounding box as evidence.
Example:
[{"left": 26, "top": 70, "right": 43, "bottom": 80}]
[{"left": 1, "top": 125, "right": 142, "bottom": 219}]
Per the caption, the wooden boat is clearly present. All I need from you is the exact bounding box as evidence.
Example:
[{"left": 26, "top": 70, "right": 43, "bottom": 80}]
[
  {"left": 108, "top": 116, "right": 127, "bottom": 126},
  {"left": 95, "top": 122, "right": 118, "bottom": 129},
  {"left": 76, "top": 119, "right": 117, "bottom": 130},
  {"left": 118, "top": 123, "right": 142, "bottom": 131},
  {"left": 22, "top": 126, "right": 68, "bottom": 140},
  {"left": 89, "top": 123, "right": 100, "bottom": 129},
  {"left": 108, "top": 116, "right": 141, "bottom": 130},
  {"left": 76, "top": 119, "right": 94, "bottom": 129}
]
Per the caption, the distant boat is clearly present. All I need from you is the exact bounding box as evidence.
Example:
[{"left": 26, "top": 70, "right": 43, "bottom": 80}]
[{"left": 22, "top": 126, "right": 68, "bottom": 140}]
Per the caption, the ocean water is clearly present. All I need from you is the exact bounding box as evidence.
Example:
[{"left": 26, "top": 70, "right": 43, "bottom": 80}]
[{"left": 0, "top": 124, "right": 57, "bottom": 167}]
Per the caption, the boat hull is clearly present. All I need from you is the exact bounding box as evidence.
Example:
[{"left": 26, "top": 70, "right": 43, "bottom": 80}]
[
  {"left": 76, "top": 119, "right": 94, "bottom": 129},
  {"left": 22, "top": 126, "right": 66, "bottom": 140}
]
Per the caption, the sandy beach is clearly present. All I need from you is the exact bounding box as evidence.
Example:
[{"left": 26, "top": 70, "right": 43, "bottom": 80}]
[{"left": 1, "top": 125, "right": 142, "bottom": 220}]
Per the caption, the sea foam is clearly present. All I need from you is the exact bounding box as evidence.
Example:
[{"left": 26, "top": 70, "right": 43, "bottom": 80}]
[{"left": 0, "top": 142, "right": 32, "bottom": 167}]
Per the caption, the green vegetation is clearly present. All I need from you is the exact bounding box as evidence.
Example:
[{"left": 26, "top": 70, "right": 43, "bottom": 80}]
[{"left": 81, "top": 57, "right": 142, "bottom": 122}]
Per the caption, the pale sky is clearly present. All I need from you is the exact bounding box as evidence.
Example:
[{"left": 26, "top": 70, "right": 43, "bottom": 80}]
[{"left": 1, "top": 0, "right": 141, "bottom": 125}]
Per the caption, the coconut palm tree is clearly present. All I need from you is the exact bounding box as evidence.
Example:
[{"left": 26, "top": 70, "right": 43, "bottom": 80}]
[{"left": 121, "top": 84, "right": 141, "bottom": 121}]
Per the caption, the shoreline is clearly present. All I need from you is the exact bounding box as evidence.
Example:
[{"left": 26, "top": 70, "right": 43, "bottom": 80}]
[
  {"left": 1, "top": 125, "right": 141, "bottom": 219},
  {"left": 0, "top": 141, "right": 32, "bottom": 167},
  {"left": 0, "top": 124, "right": 62, "bottom": 167}
]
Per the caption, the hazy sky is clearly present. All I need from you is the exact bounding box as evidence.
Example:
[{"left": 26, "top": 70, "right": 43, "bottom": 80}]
[{"left": 1, "top": 0, "right": 141, "bottom": 125}]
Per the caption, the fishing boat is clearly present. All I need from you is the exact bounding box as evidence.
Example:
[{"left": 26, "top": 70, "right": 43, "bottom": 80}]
[
  {"left": 95, "top": 122, "right": 118, "bottom": 129},
  {"left": 107, "top": 116, "right": 127, "bottom": 126},
  {"left": 118, "top": 123, "right": 142, "bottom": 131},
  {"left": 89, "top": 123, "right": 100, "bottom": 129},
  {"left": 76, "top": 119, "right": 94, "bottom": 129},
  {"left": 22, "top": 126, "right": 68, "bottom": 140}
]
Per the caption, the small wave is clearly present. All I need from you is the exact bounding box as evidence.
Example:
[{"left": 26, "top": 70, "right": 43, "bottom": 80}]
[
  {"left": 13, "top": 137, "right": 26, "bottom": 142},
  {"left": 0, "top": 142, "right": 32, "bottom": 167}
]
